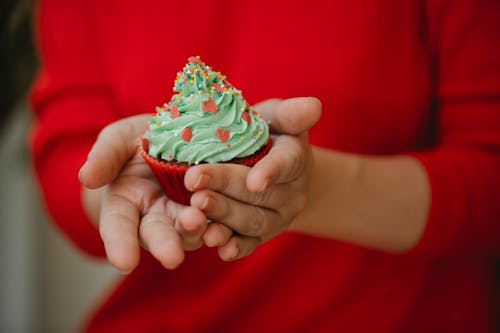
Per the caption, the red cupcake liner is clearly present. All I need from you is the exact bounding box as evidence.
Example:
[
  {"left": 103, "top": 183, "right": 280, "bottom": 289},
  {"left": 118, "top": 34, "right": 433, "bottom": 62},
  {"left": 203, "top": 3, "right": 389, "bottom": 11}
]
[{"left": 139, "top": 138, "right": 272, "bottom": 205}]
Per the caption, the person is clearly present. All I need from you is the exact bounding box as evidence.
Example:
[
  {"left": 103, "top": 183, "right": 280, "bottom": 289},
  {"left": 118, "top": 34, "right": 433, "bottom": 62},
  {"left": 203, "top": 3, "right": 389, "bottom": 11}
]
[{"left": 30, "top": 1, "right": 500, "bottom": 332}]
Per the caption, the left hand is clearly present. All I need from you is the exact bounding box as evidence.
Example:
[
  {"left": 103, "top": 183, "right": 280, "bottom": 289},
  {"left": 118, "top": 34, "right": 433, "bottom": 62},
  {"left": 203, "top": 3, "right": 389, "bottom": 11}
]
[
  {"left": 79, "top": 115, "right": 208, "bottom": 273},
  {"left": 184, "top": 97, "right": 322, "bottom": 261}
]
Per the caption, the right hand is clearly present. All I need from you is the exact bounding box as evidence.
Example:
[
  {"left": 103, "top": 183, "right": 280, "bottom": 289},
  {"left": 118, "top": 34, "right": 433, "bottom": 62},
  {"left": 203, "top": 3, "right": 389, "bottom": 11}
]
[{"left": 79, "top": 115, "right": 208, "bottom": 273}]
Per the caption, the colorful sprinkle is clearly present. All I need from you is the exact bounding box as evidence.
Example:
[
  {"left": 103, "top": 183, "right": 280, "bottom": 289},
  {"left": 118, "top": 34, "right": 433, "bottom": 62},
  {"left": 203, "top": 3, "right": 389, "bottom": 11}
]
[
  {"left": 181, "top": 127, "right": 192, "bottom": 142},
  {"left": 216, "top": 128, "right": 230, "bottom": 142}
]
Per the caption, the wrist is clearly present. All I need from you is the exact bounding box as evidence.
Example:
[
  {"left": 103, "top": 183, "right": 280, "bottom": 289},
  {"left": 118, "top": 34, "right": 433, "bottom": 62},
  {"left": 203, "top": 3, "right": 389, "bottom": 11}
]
[
  {"left": 285, "top": 148, "right": 429, "bottom": 253},
  {"left": 288, "top": 148, "right": 362, "bottom": 234}
]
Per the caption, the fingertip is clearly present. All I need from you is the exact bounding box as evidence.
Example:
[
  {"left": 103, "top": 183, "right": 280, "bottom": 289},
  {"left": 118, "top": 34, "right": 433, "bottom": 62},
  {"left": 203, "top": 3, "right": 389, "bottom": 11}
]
[
  {"left": 78, "top": 159, "right": 110, "bottom": 189},
  {"left": 150, "top": 238, "right": 185, "bottom": 270},
  {"left": 184, "top": 167, "right": 198, "bottom": 191},
  {"left": 177, "top": 206, "right": 207, "bottom": 234},
  {"left": 276, "top": 97, "right": 322, "bottom": 134},
  {"left": 78, "top": 163, "right": 88, "bottom": 185},
  {"left": 306, "top": 96, "right": 323, "bottom": 125},
  {"left": 218, "top": 241, "right": 239, "bottom": 262},
  {"left": 106, "top": 244, "right": 140, "bottom": 274},
  {"left": 161, "top": 248, "right": 185, "bottom": 270},
  {"left": 247, "top": 162, "right": 272, "bottom": 192},
  {"left": 184, "top": 166, "right": 211, "bottom": 191},
  {"left": 190, "top": 191, "right": 211, "bottom": 211},
  {"left": 203, "top": 223, "right": 232, "bottom": 247}
]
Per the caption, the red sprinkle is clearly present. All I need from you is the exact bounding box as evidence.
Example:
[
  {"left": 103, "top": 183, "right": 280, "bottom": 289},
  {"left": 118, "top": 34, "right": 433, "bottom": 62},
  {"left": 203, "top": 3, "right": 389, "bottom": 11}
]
[
  {"left": 210, "top": 83, "right": 223, "bottom": 93},
  {"left": 241, "top": 112, "right": 251, "bottom": 124},
  {"left": 181, "top": 127, "right": 192, "bottom": 142},
  {"left": 170, "top": 104, "right": 180, "bottom": 119},
  {"left": 188, "top": 56, "right": 203, "bottom": 64},
  {"left": 216, "top": 128, "right": 230, "bottom": 142},
  {"left": 203, "top": 100, "right": 218, "bottom": 114}
]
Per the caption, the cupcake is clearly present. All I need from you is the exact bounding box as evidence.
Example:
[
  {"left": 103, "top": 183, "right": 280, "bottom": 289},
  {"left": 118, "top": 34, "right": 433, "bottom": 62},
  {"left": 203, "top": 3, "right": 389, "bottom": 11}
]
[{"left": 139, "top": 56, "right": 271, "bottom": 205}]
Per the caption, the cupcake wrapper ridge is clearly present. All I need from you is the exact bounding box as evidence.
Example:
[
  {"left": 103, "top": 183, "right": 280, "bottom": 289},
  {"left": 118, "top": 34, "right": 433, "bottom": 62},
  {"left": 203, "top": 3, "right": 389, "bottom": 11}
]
[{"left": 139, "top": 138, "right": 272, "bottom": 205}]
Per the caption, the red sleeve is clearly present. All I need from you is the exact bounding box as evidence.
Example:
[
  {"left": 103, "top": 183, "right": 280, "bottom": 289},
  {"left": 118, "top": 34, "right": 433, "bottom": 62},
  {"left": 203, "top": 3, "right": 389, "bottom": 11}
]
[
  {"left": 30, "top": 1, "right": 118, "bottom": 257},
  {"left": 410, "top": 0, "right": 500, "bottom": 257}
]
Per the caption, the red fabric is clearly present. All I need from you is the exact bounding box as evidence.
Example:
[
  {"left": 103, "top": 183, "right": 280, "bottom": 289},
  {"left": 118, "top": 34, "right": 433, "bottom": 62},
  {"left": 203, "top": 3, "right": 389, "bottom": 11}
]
[{"left": 30, "top": 0, "right": 500, "bottom": 332}]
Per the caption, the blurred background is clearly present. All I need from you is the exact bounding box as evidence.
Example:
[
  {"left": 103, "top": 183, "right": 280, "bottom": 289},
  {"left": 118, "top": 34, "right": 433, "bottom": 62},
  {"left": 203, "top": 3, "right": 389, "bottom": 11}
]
[
  {"left": 1, "top": 1, "right": 499, "bottom": 332},
  {"left": 0, "top": 1, "right": 117, "bottom": 332}
]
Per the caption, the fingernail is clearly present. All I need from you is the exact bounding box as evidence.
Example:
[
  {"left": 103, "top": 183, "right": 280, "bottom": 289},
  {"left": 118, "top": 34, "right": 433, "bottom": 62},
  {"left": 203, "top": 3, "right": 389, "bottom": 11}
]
[
  {"left": 191, "top": 174, "right": 209, "bottom": 190},
  {"left": 201, "top": 196, "right": 210, "bottom": 210},
  {"left": 228, "top": 245, "right": 238, "bottom": 260},
  {"left": 193, "top": 175, "right": 203, "bottom": 189},
  {"left": 191, "top": 193, "right": 209, "bottom": 210}
]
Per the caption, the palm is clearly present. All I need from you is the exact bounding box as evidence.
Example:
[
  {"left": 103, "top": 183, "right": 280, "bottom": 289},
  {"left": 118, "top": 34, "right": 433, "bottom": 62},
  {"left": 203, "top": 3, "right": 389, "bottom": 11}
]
[{"left": 80, "top": 115, "right": 207, "bottom": 273}]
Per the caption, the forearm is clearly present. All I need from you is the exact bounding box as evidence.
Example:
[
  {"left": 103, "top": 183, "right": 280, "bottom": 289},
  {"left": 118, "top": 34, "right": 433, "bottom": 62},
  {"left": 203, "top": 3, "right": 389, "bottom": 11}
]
[{"left": 290, "top": 147, "right": 430, "bottom": 253}]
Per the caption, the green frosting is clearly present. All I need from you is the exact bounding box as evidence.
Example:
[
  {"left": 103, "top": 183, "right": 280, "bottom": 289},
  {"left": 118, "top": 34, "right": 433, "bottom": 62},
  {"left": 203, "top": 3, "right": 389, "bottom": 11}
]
[{"left": 145, "top": 56, "right": 269, "bottom": 164}]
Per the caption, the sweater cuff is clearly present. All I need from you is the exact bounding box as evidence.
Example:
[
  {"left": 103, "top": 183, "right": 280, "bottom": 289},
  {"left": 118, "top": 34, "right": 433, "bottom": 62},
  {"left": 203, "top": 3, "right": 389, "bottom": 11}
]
[{"left": 407, "top": 149, "right": 500, "bottom": 258}]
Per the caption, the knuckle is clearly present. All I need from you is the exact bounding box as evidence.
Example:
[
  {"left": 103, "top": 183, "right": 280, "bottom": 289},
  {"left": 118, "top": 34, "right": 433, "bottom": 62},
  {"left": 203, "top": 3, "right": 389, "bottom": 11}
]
[
  {"left": 254, "top": 187, "right": 273, "bottom": 205},
  {"left": 289, "top": 147, "right": 307, "bottom": 179},
  {"left": 138, "top": 214, "right": 155, "bottom": 232},
  {"left": 244, "top": 209, "right": 266, "bottom": 236},
  {"left": 215, "top": 166, "right": 231, "bottom": 192},
  {"left": 216, "top": 194, "right": 230, "bottom": 220},
  {"left": 206, "top": 192, "right": 230, "bottom": 222}
]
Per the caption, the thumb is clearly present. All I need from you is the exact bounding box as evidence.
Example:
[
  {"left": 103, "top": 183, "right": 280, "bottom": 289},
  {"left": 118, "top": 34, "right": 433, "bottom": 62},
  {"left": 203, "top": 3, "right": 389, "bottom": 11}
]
[
  {"left": 252, "top": 97, "right": 322, "bottom": 135},
  {"left": 79, "top": 114, "right": 150, "bottom": 189}
]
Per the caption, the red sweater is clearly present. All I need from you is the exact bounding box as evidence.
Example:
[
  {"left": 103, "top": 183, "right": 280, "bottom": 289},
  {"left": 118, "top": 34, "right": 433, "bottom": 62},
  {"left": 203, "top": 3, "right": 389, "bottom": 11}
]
[{"left": 31, "top": 1, "right": 500, "bottom": 332}]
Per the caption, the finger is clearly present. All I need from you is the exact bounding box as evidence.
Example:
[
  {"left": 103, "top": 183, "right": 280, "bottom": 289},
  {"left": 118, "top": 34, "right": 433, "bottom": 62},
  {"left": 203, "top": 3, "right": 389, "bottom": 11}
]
[
  {"left": 139, "top": 205, "right": 185, "bottom": 270},
  {"left": 247, "top": 134, "right": 309, "bottom": 192},
  {"left": 79, "top": 114, "right": 150, "bottom": 189},
  {"left": 190, "top": 190, "right": 282, "bottom": 237},
  {"left": 175, "top": 206, "right": 208, "bottom": 251},
  {"left": 218, "top": 235, "right": 260, "bottom": 262},
  {"left": 185, "top": 163, "right": 288, "bottom": 208},
  {"left": 203, "top": 222, "right": 233, "bottom": 247},
  {"left": 253, "top": 97, "right": 322, "bottom": 135},
  {"left": 99, "top": 190, "right": 141, "bottom": 274}
]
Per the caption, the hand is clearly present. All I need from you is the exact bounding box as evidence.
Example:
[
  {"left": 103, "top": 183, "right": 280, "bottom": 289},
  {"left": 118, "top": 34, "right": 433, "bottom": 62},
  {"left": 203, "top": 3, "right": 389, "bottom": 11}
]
[
  {"left": 79, "top": 115, "right": 208, "bottom": 273},
  {"left": 184, "top": 97, "right": 322, "bottom": 261}
]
